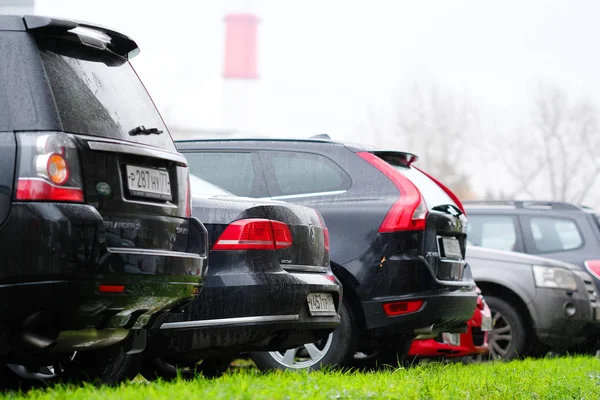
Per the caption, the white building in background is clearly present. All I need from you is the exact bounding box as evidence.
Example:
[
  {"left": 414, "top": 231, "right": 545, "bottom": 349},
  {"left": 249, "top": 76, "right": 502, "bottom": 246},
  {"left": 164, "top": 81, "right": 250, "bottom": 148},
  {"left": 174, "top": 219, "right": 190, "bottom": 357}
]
[{"left": 0, "top": 0, "right": 33, "bottom": 14}]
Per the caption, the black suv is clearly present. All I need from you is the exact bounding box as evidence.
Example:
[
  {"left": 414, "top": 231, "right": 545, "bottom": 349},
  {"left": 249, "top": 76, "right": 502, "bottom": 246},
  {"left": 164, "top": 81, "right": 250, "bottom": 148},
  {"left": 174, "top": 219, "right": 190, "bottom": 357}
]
[
  {"left": 175, "top": 137, "right": 478, "bottom": 370},
  {"left": 0, "top": 16, "right": 207, "bottom": 387}
]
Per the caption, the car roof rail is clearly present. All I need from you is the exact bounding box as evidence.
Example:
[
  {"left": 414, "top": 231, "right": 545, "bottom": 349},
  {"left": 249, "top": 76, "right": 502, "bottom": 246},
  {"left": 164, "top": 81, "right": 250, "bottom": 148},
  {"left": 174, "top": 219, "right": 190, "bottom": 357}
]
[{"left": 464, "top": 200, "right": 583, "bottom": 210}]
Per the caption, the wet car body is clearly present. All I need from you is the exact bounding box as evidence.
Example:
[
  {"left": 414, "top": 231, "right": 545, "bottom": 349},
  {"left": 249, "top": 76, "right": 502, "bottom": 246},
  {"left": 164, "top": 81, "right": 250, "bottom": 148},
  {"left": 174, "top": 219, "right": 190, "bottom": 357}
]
[
  {"left": 175, "top": 138, "right": 478, "bottom": 367},
  {"left": 144, "top": 178, "right": 341, "bottom": 366},
  {"left": 0, "top": 15, "right": 206, "bottom": 384}
]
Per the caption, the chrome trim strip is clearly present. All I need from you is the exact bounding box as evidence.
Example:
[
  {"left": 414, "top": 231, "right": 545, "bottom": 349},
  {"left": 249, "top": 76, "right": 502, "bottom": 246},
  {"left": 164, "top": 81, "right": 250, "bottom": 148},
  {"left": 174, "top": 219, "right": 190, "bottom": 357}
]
[
  {"left": 160, "top": 314, "right": 300, "bottom": 330},
  {"left": 265, "top": 190, "right": 347, "bottom": 200},
  {"left": 282, "top": 265, "right": 329, "bottom": 273},
  {"left": 107, "top": 247, "right": 202, "bottom": 259},
  {"left": 86, "top": 140, "right": 187, "bottom": 165}
]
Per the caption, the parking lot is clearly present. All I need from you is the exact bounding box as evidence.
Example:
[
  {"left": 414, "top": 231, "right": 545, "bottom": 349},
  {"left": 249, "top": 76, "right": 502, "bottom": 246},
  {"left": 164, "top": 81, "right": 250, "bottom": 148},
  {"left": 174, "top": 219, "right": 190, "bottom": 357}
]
[{"left": 1, "top": 1, "right": 600, "bottom": 399}]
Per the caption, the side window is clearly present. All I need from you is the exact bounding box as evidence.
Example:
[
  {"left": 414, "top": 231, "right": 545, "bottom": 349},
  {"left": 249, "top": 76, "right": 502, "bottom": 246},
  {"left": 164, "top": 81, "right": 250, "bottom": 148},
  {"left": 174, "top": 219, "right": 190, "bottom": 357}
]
[
  {"left": 184, "top": 152, "right": 261, "bottom": 197},
  {"left": 265, "top": 152, "right": 351, "bottom": 197},
  {"left": 467, "top": 215, "right": 519, "bottom": 252},
  {"left": 527, "top": 217, "right": 583, "bottom": 253}
]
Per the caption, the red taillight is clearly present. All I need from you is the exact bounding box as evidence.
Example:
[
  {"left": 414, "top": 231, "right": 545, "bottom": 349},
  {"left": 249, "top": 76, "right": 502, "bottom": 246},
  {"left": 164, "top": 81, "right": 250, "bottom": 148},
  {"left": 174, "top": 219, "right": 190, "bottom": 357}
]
[
  {"left": 357, "top": 152, "right": 427, "bottom": 232},
  {"left": 212, "top": 219, "right": 293, "bottom": 251},
  {"left": 383, "top": 300, "right": 424, "bottom": 316},
  {"left": 413, "top": 166, "right": 466, "bottom": 215},
  {"left": 16, "top": 179, "right": 84, "bottom": 202},
  {"left": 316, "top": 212, "right": 330, "bottom": 252},
  {"left": 15, "top": 133, "right": 83, "bottom": 203},
  {"left": 98, "top": 284, "right": 125, "bottom": 293},
  {"left": 585, "top": 260, "right": 600, "bottom": 280},
  {"left": 272, "top": 220, "right": 293, "bottom": 249}
]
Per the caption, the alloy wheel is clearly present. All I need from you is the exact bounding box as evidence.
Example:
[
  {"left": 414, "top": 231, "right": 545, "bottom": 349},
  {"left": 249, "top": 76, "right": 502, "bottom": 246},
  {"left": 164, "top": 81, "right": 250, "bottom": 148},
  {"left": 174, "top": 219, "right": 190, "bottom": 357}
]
[
  {"left": 268, "top": 333, "right": 333, "bottom": 369},
  {"left": 488, "top": 310, "right": 513, "bottom": 360}
]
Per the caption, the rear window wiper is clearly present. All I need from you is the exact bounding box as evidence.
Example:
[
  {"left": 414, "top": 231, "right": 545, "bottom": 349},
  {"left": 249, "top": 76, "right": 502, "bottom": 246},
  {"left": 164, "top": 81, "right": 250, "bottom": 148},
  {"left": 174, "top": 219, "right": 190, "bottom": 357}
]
[{"left": 128, "top": 125, "right": 164, "bottom": 136}]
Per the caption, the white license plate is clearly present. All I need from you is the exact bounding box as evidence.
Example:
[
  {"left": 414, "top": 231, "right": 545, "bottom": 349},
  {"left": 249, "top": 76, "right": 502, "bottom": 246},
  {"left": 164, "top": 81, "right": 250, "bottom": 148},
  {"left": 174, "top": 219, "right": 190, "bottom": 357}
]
[
  {"left": 126, "top": 165, "right": 172, "bottom": 200},
  {"left": 481, "top": 315, "right": 493, "bottom": 331},
  {"left": 442, "top": 237, "right": 462, "bottom": 258},
  {"left": 442, "top": 332, "right": 461, "bottom": 346},
  {"left": 307, "top": 292, "right": 337, "bottom": 316}
]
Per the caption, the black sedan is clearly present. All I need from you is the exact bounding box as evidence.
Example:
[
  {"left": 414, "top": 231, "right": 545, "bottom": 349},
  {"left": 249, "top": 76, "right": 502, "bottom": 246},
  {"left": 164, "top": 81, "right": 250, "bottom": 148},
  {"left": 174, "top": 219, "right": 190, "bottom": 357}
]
[{"left": 140, "top": 176, "right": 342, "bottom": 379}]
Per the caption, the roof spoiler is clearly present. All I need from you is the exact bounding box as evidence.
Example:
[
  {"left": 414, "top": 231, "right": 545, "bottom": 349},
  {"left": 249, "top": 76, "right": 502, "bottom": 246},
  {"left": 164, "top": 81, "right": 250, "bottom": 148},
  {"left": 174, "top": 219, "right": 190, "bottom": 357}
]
[
  {"left": 372, "top": 150, "right": 419, "bottom": 165},
  {"left": 23, "top": 15, "right": 139, "bottom": 60}
]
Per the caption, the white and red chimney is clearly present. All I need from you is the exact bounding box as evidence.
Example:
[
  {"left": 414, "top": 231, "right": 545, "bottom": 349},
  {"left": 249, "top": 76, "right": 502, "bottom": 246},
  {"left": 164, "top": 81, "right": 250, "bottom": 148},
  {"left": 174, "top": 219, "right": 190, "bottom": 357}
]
[{"left": 221, "top": 1, "right": 259, "bottom": 134}]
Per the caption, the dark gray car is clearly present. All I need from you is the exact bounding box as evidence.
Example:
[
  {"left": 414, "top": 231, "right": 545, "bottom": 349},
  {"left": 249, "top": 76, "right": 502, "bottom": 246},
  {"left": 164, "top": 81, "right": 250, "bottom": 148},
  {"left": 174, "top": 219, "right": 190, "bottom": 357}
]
[{"left": 467, "top": 245, "right": 600, "bottom": 360}]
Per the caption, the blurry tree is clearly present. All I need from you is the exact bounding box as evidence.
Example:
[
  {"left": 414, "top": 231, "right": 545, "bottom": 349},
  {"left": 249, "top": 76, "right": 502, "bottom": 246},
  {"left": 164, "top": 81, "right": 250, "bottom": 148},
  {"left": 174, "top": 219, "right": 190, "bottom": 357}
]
[
  {"left": 369, "top": 83, "right": 478, "bottom": 199},
  {"left": 502, "top": 83, "right": 600, "bottom": 204}
]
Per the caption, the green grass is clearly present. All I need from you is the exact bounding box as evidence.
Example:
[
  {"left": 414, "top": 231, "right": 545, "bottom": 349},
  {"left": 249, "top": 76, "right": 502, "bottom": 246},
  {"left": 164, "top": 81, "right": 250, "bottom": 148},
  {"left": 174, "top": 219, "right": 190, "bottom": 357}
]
[{"left": 2, "top": 356, "right": 600, "bottom": 399}]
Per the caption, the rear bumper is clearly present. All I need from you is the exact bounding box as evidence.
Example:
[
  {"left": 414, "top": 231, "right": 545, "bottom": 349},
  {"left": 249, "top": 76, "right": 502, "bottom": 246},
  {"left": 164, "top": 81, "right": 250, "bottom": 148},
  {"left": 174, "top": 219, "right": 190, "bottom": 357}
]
[
  {"left": 0, "top": 203, "right": 206, "bottom": 352},
  {"left": 408, "top": 301, "right": 490, "bottom": 358},
  {"left": 362, "top": 289, "right": 478, "bottom": 339},
  {"left": 343, "top": 245, "right": 477, "bottom": 340},
  {"left": 147, "top": 271, "right": 342, "bottom": 358}
]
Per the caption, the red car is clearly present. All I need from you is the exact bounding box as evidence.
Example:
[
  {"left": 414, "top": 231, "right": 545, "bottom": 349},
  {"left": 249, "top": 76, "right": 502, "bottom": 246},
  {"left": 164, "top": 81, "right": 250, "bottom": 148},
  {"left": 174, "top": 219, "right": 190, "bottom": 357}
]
[{"left": 408, "top": 288, "right": 492, "bottom": 358}]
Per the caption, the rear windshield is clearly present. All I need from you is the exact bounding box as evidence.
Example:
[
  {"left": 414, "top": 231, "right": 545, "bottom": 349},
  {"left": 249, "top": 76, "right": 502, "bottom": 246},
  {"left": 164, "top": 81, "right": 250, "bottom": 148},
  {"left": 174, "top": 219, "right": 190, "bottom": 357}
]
[
  {"left": 36, "top": 37, "right": 175, "bottom": 151},
  {"left": 393, "top": 165, "right": 456, "bottom": 209},
  {"left": 190, "top": 174, "right": 234, "bottom": 198}
]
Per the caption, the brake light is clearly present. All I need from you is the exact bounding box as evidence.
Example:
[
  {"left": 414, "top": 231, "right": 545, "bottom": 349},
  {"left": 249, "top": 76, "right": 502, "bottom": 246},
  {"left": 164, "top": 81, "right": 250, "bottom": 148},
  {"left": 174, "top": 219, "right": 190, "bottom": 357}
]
[
  {"left": 413, "top": 166, "right": 466, "bottom": 215},
  {"left": 212, "top": 219, "right": 294, "bottom": 251},
  {"left": 16, "top": 179, "right": 84, "bottom": 202},
  {"left": 271, "top": 220, "right": 293, "bottom": 249},
  {"left": 383, "top": 300, "right": 424, "bottom": 316},
  {"left": 15, "top": 133, "right": 84, "bottom": 203},
  {"left": 316, "top": 212, "right": 330, "bottom": 252},
  {"left": 357, "top": 152, "right": 427, "bottom": 232},
  {"left": 584, "top": 260, "right": 600, "bottom": 280},
  {"left": 98, "top": 284, "right": 125, "bottom": 293}
]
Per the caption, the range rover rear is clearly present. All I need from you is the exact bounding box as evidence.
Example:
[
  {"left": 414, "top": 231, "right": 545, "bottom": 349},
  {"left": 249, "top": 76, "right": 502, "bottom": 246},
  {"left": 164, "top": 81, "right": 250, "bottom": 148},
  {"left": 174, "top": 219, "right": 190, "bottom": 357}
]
[{"left": 0, "top": 16, "right": 206, "bottom": 387}]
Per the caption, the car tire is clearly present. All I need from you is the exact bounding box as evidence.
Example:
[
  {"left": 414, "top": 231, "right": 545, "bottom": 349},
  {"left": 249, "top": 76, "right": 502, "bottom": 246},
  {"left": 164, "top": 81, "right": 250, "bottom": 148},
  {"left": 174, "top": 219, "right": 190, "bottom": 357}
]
[
  {"left": 140, "top": 357, "right": 232, "bottom": 381},
  {"left": 60, "top": 342, "right": 142, "bottom": 386},
  {"left": 250, "top": 299, "right": 356, "bottom": 371},
  {"left": 486, "top": 296, "right": 526, "bottom": 361}
]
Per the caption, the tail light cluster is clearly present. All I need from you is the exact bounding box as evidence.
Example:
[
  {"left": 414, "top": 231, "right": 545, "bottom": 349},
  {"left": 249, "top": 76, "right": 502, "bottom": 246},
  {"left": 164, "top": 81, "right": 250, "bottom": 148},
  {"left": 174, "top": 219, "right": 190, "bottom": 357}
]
[
  {"left": 357, "top": 152, "right": 427, "bottom": 232},
  {"left": 316, "top": 211, "right": 330, "bottom": 252},
  {"left": 15, "top": 133, "right": 84, "bottom": 202},
  {"left": 212, "top": 218, "right": 293, "bottom": 251}
]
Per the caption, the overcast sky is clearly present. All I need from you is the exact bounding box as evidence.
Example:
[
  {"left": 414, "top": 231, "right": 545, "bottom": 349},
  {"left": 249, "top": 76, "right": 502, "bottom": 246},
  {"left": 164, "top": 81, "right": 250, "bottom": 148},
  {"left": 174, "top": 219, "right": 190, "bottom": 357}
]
[
  {"left": 31, "top": 0, "right": 600, "bottom": 201},
  {"left": 33, "top": 0, "right": 600, "bottom": 134}
]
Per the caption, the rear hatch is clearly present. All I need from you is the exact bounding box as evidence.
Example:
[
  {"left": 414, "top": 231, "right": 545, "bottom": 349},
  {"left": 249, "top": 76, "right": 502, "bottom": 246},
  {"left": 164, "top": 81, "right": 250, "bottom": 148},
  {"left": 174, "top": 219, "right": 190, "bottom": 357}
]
[
  {"left": 190, "top": 176, "right": 329, "bottom": 271},
  {"left": 372, "top": 152, "right": 468, "bottom": 282},
  {"left": 20, "top": 19, "right": 198, "bottom": 272}
]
